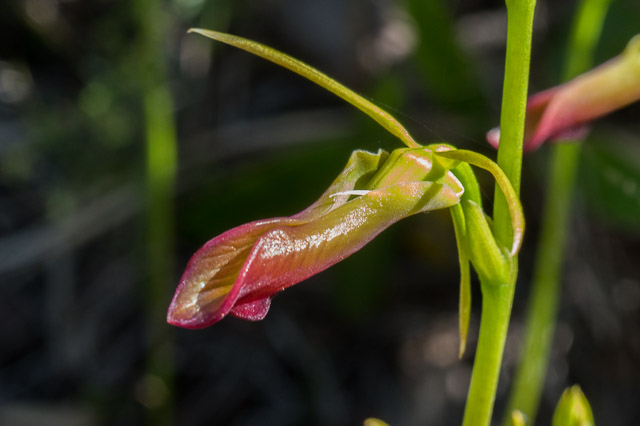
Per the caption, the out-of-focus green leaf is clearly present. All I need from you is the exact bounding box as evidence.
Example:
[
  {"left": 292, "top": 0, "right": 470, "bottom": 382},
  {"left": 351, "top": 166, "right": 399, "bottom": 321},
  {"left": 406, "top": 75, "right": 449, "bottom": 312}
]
[
  {"left": 581, "top": 138, "right": 640, "bottom": 232},
  {"left": 407, "top": 0, "right": 485, "bottom": 112}
]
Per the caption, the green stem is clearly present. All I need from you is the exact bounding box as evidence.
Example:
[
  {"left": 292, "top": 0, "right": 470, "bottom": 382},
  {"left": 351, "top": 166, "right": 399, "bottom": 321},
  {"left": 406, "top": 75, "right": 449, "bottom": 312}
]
[
  {"left": 494, "top": 0, "right": 536, "bottom": 235},
  {"left": 503, "top": 144, "right": 579, "bottom": 423},
  {"left": 463, "top": 284, "right": 515, "bottom": 426},
  {"left": 463, "top": 1, "right": 536, "bottom": 424},
  {"left": 503, "top": 0, "right": 612, "bottom": 423}
]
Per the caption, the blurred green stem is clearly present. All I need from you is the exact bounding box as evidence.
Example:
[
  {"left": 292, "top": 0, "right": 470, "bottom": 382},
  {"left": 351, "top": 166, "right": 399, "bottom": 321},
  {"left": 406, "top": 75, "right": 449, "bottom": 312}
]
[
  {"left": 143, "top": 84, "right": 177, "bottom": 426},
  {"left": 462, "top": 1, "right": 536, "bottom": 425},
  {"left": 503, "top": 0, "right": 612, "bottom": 423},
  {"left": 136, "top": 0, "right": 178, "bottom": 424}
]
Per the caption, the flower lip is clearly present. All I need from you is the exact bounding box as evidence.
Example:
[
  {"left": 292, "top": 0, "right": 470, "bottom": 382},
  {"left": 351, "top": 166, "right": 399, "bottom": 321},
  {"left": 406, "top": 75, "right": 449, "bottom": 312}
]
[{"left": 167, "top": 217, "right": 286, "bottom": 329}]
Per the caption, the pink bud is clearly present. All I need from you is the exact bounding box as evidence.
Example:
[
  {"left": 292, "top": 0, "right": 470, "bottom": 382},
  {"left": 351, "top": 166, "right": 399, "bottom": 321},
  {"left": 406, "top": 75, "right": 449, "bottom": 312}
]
[{"left": 488, "top": 35, "right": 640, "bottom": 152}]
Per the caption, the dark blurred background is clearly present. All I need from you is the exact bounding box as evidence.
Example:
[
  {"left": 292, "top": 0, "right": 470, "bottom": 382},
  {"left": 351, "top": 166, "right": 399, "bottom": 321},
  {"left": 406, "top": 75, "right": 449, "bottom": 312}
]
[{"left": 1, "top": 0, "right": 639, "bottom": 425}]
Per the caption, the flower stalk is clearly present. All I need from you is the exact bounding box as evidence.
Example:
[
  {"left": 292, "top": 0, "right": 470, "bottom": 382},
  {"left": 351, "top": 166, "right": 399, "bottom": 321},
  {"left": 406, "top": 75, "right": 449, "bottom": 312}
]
[{"left": 462, "top": 0, "right": 536, "bottom": 425}]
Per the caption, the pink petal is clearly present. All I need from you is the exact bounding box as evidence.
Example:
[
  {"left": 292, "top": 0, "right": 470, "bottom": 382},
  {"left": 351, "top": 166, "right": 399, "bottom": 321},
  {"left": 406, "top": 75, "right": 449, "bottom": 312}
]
[
  {"left": 167, "top": 149, "right": 463, "bottom": 329},
  {"left": 168, "top": 180, "right": 461, "bottom": 329},
  {"left": 166, "top": 218, "right": 292, "bottom": 329},
  {"left": 219, "top": 181, "right": 462, "bottom": 319},
  {"left": 167, "top": 150, "right": 388, "bottom": 328}
]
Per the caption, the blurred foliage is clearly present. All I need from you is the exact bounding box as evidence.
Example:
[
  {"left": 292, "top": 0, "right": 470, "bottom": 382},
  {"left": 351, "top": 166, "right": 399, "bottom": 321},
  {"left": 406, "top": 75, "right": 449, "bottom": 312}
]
[
  {"left": 1, "top": 0, "right": 639, "bottom": 425},
  {"left": 407, "top": 0, "right": 485, "bottom": 114},
  {"left": 581, "top": 134, "right": 640, "bottom": 233}
]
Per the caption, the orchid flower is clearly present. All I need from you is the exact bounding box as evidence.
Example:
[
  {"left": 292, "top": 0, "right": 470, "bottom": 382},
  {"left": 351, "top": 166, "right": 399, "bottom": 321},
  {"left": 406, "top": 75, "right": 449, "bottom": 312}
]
[
  {"left": 169, "top": 30, "right": 524, "bottom": 356},
  {"left": 168, "top": 147, "right": 464, "bottom": 328},
  {"left": 488, "top": 34, "right": 640, "bottom": 152}
]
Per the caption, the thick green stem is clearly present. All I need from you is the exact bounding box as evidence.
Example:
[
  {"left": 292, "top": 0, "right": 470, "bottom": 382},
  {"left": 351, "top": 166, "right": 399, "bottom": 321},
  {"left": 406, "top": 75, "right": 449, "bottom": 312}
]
[
  {"left": 503, "top": 0, "right": 612, "bottom": 423},
  {"left": 462, "top": 1, "right": 536, "bottom": 424}
]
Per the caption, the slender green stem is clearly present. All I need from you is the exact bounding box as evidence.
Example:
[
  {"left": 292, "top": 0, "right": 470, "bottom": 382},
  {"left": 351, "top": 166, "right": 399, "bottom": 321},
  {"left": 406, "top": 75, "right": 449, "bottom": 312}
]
[
  {"left": 462, "top": 1, "right": 536, "bottom": 424},
  {"left": 503, "top": 0, "right": 612, "bottom": 423},
  {"left": 502, "top": 144, "right": 579, "bottom": 424}
]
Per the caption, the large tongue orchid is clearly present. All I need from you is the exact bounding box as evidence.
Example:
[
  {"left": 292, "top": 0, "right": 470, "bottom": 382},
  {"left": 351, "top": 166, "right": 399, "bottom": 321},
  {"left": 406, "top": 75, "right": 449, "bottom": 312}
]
[
  {"left": 168, "top": 30, "right": 524, "bottom": 356},
  {"left": 168, "top": 147, "right": 463, "bottom": 328},
  {"left": 488, "top": 34, "right": 640, "bottom": 152}
]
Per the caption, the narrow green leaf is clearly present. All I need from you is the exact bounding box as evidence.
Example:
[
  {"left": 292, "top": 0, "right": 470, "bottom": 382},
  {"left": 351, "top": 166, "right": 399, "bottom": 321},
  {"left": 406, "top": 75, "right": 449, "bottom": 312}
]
[
  {"left": 189, "top": 28, "right": 420, "bottom": 149},
  {"left": 436, "top": 149, "right": 524, "bottom": 256},
  {"left": 451, "top": 203, "right": 471, "bottom": 358}
]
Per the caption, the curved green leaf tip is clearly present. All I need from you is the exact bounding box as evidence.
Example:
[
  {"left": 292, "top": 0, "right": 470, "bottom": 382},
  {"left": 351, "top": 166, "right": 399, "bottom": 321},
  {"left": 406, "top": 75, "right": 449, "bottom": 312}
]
[{"left": 188, "top": 28, "right": 420, "bottom": 149}]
